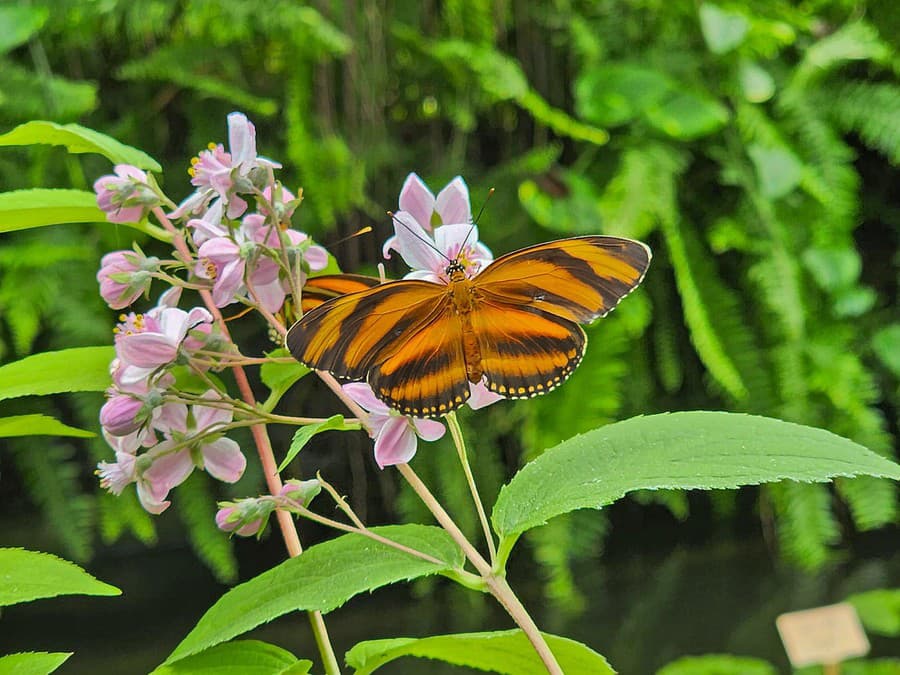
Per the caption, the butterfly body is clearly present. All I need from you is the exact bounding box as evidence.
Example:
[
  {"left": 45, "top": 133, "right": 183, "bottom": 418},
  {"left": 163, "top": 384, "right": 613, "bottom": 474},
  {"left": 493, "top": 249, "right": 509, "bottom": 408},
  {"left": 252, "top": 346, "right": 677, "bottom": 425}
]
[{"left": 288, "top": 236, "right": 651, "bottom": 418}]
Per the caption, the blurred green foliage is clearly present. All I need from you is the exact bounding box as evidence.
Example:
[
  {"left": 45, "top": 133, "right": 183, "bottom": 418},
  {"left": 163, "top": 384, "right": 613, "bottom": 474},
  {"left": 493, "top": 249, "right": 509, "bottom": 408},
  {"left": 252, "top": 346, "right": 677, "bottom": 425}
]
[{"left": 0, "top": 0, "right": 897, "bottom": 610}]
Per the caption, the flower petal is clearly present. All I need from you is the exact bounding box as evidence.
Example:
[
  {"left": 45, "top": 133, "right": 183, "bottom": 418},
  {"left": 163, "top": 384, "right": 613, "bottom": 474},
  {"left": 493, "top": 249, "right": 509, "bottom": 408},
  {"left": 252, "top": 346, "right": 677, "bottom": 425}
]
[
  {"left": 412, "top": 417, "right": 446, "bottom": 442},
  {"left": 385, "top": 211, "right": 445, "bottom": 274},
  {"left": 435, "top": 176, "right": 471, "bottom": 226},
  {"left": 373, "top": 416, "right": 418, "bottom": 468},
  {"left": 117, "top": 333, "right": 178, "bottom": 368},
  {"left": 342, "top": 382, "right": 389, "bottom": 415},
  {"left": 467, "top": 380, "right": 504, "bottom": 410},
  {"left": 201, "top": 437, "right": 246, "bottom": 483},
  {"left": 398, "top": 173, "right": 436, "bottom": 231}
]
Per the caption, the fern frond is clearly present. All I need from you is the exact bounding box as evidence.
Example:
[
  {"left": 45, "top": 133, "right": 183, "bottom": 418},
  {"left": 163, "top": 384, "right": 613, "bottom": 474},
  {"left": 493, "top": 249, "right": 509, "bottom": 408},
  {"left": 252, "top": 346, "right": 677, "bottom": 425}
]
[
  {"left": 836, "top": 477, "right": 898, "bottom": 532},
  {"left": 175, "top": 472, "right": 238, "bottom": 583},
  {"left": 825, "top": 80, "right": 900, "bottom": 165},
  {"left": 11, "top": 439, "right": 94, "bottom": 561},
  {"left": 768, "top": 481, "right": 840, "bottom": 570}
]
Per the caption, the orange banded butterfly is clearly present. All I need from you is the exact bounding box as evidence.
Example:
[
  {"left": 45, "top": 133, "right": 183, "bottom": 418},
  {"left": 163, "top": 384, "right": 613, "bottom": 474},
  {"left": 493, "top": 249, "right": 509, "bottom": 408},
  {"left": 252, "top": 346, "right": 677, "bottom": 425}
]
[{"left": 287, "top": 236, "right": 651, "bottom": 418}]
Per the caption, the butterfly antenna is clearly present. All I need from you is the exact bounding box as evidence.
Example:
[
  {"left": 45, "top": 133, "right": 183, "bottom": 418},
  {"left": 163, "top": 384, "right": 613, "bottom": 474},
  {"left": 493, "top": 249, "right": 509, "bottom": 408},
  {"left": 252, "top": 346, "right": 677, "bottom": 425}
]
[
  {"left": 386, "top": 211, "right": 453, "bottom": 263},
  {"left": 325, "top": 226, "right": 373, "bottom": 252},
  {"left": 456, "top": 187, "right": 495, "bottom": 260}
]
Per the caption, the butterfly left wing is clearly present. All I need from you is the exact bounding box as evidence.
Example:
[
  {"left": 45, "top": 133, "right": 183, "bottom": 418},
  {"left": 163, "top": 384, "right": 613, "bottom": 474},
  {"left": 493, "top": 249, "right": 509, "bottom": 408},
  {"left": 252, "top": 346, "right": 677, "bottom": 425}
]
[
  {"left": 473, "top": 235, "right": 651, "bottom": 323},
  {"left": 286, "top": 280, "right": 471, "bottom": 415},
  {"left": 300, "top": 274, "right": 381, "bottom": 313}
]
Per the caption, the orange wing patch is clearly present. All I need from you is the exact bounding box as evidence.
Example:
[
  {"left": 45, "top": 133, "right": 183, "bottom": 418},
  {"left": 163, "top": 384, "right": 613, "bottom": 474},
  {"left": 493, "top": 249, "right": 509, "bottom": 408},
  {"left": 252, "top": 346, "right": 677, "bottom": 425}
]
[
  {"left": 470, "top": 299, "right": 585, "bottom": 399},
  {"left": 286, "top": 281, "right": 447, "bottom": 382}
]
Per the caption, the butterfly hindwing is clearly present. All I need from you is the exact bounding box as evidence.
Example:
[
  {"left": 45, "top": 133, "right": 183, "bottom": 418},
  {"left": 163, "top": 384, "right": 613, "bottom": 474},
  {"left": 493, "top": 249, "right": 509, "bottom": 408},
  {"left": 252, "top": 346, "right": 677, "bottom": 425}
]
[
  {"left": 368, "top": 301, "right": 470, "bottom": 416},
  {"left": 474, "top": 236, "right": 651, "bottom": 323},
  {"left": 470, "top": 299, "right": 586, "bottom": 399}
]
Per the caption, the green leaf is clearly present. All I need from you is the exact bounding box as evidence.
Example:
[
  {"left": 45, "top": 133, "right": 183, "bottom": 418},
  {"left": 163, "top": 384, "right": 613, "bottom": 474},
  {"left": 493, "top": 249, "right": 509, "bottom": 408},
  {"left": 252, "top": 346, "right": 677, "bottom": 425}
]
[
  {"left": 699, "top": 4, "right": 749, "bottom": 54},
  {"left": 574, "top": 64, "right": 672, "bottom": 127},
  {"left": 848, "top": 589, "right": 900, "bottom": 637},
  {"left": 165, "top": 525, "right": 464, "bottom": 665},
  {"left": 0, "top": 414, "right": 95, "bottom": 438},
  {"left": 491, "top": 412, "right": 900, "bottom": 540},
  {"left": 872, "top": 324, "right": 900, "bottom": 376},
  {"left": 739, "top": 60, "right": 775, "bottom": 103},
  {"left": 345, "top": 630, "right": 614, "bottom": 675},
  {"left": 802, "top": 248, "right": 861, "bottom": 291},
  {"left": 657, "top": 654, "right": 776, "bottom": 675},
  {"left": 747, "top": 144, "right": 803, "bottom": 199},
  {"left": 151, "top": 641, "right": 310, "bottom": 675},
  {"left": 645, "top": 90, "right": 730, "bottom": 140},
  {"left": 0, "top": 346, "right": 113, "bottom": 401},
  {"left": 278, "top": 415, "right": 347, "bottom": 472},
  {"left": 0, "top": 6, "right": 49, "bottom": 54},
  {"left": 0, "top": 548, "right": 120, "bottom": 606},
  {"left": 0, "top": 121, "right": 161, "bottom": 171},
  {"left": 0, "top": 189, "right": 104, "bottom": 233},
  {"left": 0, "top": 652, "right": 72, "bottom": 675},
  {"left": 260, "top": 347, "right": 310, "bottom": 402}
]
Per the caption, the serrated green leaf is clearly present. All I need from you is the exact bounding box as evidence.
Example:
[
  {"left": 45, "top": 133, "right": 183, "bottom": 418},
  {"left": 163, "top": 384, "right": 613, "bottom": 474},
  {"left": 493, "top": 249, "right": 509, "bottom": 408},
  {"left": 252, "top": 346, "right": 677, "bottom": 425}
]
[
  {"left": 151, "top": 640, "right": 309, "bottom": 675},
  {"left": 0, "top": 414, "right": 95, "bottom": 438},
  {"left": 645, "top": 90, "right": 730, "bottom": 140},
  {"left": 0, "top": 6, "right": 49, "bottom": 54},
  {"left": 345, "top": 630, "right": 614, "bottom": 675},
  {"left": 657, "top": 654, "right": 776, "bottom": 675},
  {"left": 0, "top": 652, "right": 72, "bottom": 675},
  {"left": 0, "top": 548, "right": 120, "bottom": 606},
  {"left": 260, "top": 347, "right": 310, "bottom": 401},
  {"left": 848, "top": 589, "right": 900, "bottom": 637},
  {"left": 278, "top": 415, "right": 347, "bottom": 472},
  {"left": 0, "top": 346, "right": 113, "bottom": 401},
  {"left": 0, "top": 189, "right": 105, "bottom": 233},
  {"left": 165, "top": 525, "right": 464, "bottom": 665},
  {"left": 492, "top": 412, "right": 900, "bottom": 539},
  {"left": 0, "top": 121, "right": 161, "bottom": 171},
  {"left": 699, "top": 4, "right": 749, "bottom": 54}
]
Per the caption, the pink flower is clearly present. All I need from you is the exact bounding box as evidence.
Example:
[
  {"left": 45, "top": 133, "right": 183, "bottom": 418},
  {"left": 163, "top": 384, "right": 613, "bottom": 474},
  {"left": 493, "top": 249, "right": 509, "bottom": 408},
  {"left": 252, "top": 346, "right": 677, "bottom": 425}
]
[
  {"left": 176, "top": 112, "right": 282, "bottom": 221},
  {"left": 99, "top": 393, "right": 146, "bottom": 436},
  {"left": 94, "top": 164, "right": 160, "bottom": 223},
  {"left": 186, "top": 199, "right": 227, "bottom": 246},
  {"left": 97, "top": 248, "right": 159, "bottom": 310},
  {"left": 342, "top": 382, "right": 445, "bottom": 468},
  {"left": 383, "top": 174, "right": 492, "bottom": 283},
  {"left": 113, "top": 302, "right": 213, "bottom": 387}
]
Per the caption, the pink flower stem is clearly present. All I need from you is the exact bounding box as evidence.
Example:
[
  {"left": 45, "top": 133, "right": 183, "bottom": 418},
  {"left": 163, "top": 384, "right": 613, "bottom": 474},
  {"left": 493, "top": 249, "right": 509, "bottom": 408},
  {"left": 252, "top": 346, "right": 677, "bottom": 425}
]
[
  {"left": 152, "top": 206, "right": 341, "bottom": 675},
  {"left": 396, "top": 463, "right": 563, "bottom": 675}
]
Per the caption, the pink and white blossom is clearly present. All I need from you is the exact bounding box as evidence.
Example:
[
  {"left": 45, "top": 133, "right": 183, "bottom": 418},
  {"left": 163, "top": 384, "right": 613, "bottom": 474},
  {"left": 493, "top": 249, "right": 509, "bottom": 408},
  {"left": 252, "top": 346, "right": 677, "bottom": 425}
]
[
  {"left": 342, "top": 382, "right": 445, "bottom": 468},
  {"left": 383, "top": 173, "right": 492, "bottom": 283}
]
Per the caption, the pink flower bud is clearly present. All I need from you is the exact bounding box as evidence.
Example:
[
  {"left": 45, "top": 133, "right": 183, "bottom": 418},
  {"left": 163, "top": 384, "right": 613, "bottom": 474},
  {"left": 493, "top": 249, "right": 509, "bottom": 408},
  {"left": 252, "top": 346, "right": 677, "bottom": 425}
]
[
  {"left": 279, "top": 479, "right": 321, "bottom": 507},
  {"left": 97, "top": 249, "right": 159, "bottom": 310},
  {"left": 215, "top": 503, "right": 265, "bottom": 537},
  {"left": 100, "top": 394, "right": 145, "bottom": 436},
  {"left": 93, "top": 165, "right": 160, "bottom": 224}
]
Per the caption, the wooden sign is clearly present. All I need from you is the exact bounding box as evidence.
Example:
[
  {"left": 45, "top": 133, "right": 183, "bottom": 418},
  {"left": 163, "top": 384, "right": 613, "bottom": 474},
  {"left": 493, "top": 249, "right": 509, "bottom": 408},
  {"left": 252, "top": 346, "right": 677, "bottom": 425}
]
[{"left": 776, "top": 602, "right": 870, "bottom": 668}]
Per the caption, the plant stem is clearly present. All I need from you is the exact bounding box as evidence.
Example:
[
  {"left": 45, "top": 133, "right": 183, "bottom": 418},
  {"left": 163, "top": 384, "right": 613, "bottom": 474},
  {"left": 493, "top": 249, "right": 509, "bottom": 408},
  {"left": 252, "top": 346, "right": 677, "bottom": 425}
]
[
  {"left": 445, "top": 412, "right": 497, "bottom": 565},
  {"left": 396, "top": 463, "right": 563, "bottom": 674},
  {"left": 153, "top": 207, "right": 342, "bottom": 675}
]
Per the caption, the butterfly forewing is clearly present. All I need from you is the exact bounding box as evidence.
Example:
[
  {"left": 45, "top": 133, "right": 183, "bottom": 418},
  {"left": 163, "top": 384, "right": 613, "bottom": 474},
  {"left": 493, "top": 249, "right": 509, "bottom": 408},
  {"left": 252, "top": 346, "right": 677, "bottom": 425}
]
[
  {"left": 286, "top": 281, "right": 448, "bottom": 382},
  {"left": 473, "top": 236, "right": 651, "bottom": 323},
  {"left": 300, "top": 274, "right": 381, "bottom": 313}
]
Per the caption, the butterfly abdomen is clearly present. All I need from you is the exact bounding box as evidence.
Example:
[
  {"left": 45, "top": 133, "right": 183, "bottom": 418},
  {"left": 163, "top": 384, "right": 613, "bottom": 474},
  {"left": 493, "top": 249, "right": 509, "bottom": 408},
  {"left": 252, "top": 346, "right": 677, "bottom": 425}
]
[{"left": 449, "top": 277, "right": 484, "bottom": 384}]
